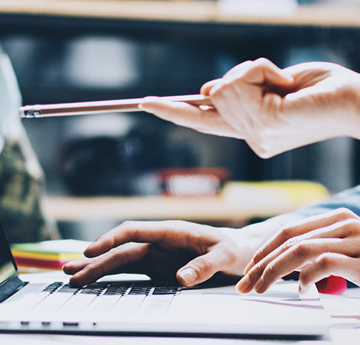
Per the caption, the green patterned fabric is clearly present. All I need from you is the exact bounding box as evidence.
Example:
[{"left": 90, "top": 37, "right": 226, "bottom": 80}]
[{"left": 0, "top": 139, "right": 59, "bottom": 244}]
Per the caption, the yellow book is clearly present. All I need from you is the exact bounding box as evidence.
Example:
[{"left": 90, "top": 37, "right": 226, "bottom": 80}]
[
  {"left": 221, "top": 180, "right": 330, "bottom": 207},
  {"left": 11, "top": 240, "right": 91, "bottom": 268}
]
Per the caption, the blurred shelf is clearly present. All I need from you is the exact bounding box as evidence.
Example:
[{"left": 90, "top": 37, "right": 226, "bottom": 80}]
[
  {"left": 44, "top": 181, "right": 330, "bottom": 223},
  {"left": 44, "top": 194, "right": 323, "bottom": 223},
  {"left": 44, "top": 195, "right": 291, "bottom": 223},
  {"left": 1, "top": 1, "right": 360, "bottom": 28}
]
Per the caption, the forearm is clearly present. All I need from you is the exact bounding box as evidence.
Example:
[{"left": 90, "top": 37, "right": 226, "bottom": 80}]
[{"left": 269, "top": 185, "right": 360, "bottom": 226}]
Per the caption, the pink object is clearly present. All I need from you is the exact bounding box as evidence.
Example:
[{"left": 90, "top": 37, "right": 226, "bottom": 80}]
[{"left": 316, "top": 276, "right": 347, "bottom": 295}]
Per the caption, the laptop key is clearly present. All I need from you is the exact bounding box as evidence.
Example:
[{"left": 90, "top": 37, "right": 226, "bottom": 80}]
[
  {"left": 34, "top": 293, "right": 74, "bottom": 312},
  {"left": 128, "top": 287, "right": 151, "bottom": 295},
  {"left": 117, "top": 295, "right": 146, "bottom": 314},
  {"left": 143, "top": 295, "right": 174, "bottom": 314},
  {"left": 57, "top": 284, "right": 80, "bottom": 294},
  {"left": 22, "top": 292, "right": 50, "bottom": 311},
  {"left": 61, "top": 294, "right": 97, "bottom": 313},
  {"left": 153, "top": 287, "right": 179, "bottom": 295},
  {"left": 104, "top": 286, "right": 128, "bottom": 295},
  {"left": 42, "top": 282, "right": 63, "bottom": 293},
  {"left": 90, "top": 295, "right": 122, "bottom": 313}
]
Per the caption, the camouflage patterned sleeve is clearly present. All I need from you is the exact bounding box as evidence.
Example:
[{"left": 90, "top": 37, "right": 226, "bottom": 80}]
[{"left": 0, "top": 139, "right": 60, "bottom": 244}]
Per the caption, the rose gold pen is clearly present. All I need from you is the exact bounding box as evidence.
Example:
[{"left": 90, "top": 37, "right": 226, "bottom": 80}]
[{"left": 19, "top": 94, "right": 213, "bottom": 118}]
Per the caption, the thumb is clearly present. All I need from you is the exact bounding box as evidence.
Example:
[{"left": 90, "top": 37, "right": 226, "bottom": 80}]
[
  {"left": 200, "top": 78, "right": 221, "bottom": 96},
  {"left": 176, "top": 249, "right": 226, "bottom": 287}
]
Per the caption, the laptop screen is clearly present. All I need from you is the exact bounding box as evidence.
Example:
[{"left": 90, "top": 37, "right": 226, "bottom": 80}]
[{"left": 0, "top": 222, "right": 17, "bottom": 286}]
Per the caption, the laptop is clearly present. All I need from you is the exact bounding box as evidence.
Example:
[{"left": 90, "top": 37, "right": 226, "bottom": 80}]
[{"left": 0, "top": 221, "right": 330, "bottom": 339}]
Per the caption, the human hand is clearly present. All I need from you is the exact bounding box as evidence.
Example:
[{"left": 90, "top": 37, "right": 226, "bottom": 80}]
[
  {"left": 63, "top": 219, "right": 280, "bottom": 287},
  {"left": 139, "top": 59, "right": 293, "bottom": 143},
  {"left": 140, "top": 58, "right": 360, "bottom": 158},
  {"left": 236, "top": 208, "right": 360, "bottom": 295}
]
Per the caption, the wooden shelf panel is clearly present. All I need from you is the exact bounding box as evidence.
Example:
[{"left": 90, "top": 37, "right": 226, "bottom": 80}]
[
  {"left": 1, "top": 1, "right": 360, "bottom": 28},
  {"left": 44, "top": 194, "right": 319, "bottom": 223}
]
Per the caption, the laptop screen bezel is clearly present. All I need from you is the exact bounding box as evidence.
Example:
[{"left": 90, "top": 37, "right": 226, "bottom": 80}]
[{"left": 0, "top": 220, "right": 19, "bottom": 288}]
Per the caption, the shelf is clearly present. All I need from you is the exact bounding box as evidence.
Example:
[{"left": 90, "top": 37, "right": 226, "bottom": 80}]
[
  {"left": 44, "top": 195, "right": 291, "bottom": 223},
  {"left": 45, "top": 181, "right": 330, "bottom": 223},
  {"left": 1, "top": 1, "right": 360, "bottom": 28}
]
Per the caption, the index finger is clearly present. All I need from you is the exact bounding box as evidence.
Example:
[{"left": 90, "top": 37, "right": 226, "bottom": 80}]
[
  {"left": 244, "top": 208, "right": 358, "bottom": 275},
  {"left": 84, "top": 220, "right": 216, "bottom": 258},
  {"left": 140, "top": 97, "right": 241, "bottom": 138},
  {"left": 238, "top": 238, "right": 343, "bottom": 294}
]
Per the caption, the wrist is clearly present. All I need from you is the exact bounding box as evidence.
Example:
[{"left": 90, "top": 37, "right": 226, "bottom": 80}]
[
  {"left": 351, "top": 84, "right": 360, "bottom": 139},
  {"left": 340, "top": 75, "right": 360, "bottom": 139}
]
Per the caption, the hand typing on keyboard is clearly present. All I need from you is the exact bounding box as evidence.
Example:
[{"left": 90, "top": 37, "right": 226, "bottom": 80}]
[{"left": 63, "top": 220, "right": 280, "bottom": 288}]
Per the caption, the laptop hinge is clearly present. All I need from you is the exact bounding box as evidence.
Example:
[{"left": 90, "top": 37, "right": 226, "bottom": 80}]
[{"left": 0, "top": 275, "right": 27, "bottom": 303}]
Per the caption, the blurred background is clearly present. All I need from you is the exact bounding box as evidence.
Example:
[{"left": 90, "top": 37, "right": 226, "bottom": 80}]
[{"left": 1, "top": 0, "right": 360, "bottom": 240}]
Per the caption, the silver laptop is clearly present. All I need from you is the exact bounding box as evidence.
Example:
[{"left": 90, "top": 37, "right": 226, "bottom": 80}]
[{"left": 0, "top": 222, "right": 330, "bottom": 339}]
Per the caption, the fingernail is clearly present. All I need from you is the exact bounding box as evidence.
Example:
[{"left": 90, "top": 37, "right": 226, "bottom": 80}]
[
  {"left": 178, "top": 268, "right": 199, "bottom": 285},
  {"left": 236, "top": 275, "right": 251, "bottom": 293},
  {"left": 299, "top": 282, "right": 310, "bottom": 296}
]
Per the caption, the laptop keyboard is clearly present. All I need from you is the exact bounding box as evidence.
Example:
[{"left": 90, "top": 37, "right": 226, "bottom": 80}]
[{"left": 24, "top": 281, "right": 180, "bottom": 315}]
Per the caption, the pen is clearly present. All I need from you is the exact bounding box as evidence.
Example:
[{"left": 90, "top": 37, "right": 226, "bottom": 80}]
[{"left": 19, "top": 94, "right": 213, "bottom": 118}]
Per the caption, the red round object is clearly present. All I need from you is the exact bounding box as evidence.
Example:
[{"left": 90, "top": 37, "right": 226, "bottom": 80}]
[{"left": 316, "top": 276, "right": 347, "bottom": 295}]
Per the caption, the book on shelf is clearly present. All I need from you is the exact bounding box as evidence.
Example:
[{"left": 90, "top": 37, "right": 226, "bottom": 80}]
[{"left": 11, "top": 239, "right": 91, "bottom": 271}]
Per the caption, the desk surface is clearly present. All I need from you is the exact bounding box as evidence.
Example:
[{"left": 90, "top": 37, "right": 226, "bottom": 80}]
[{"left": 1, "top": 0, "right": 360, "bottom": 28}]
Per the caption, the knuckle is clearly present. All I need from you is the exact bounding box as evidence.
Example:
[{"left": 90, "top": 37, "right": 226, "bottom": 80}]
[
  {"left": 283, "top": 237, "right": 300, "bottom": 250},
  {"left": 255, "top": 57, "right": 270, "bottom": 65},
  {"left": 121, "top": 220, "right": 136, "bottom": 228},
  {"left": 279, "top": 226, "right": 293, "bottom": 239},
  {"left": 166, "top": 220, "right": 194, "bottom": 235},
  {"left": 293, "top": 241, "right": 312, "bottom": 257},
  {"left": 333, "top": 207, "right": 356, "bottom": 220},
  {"left": 252, "top": 246, "right": 267, "bottom": 264},
  {"left": 250, "top": 262, "right": 266, "bottom": 281},
  {"left": 173, "top": 220, "right": 189, "bottom": 228},
  {"left": 119, "top": 221, "right": 140, "bottom": 238},
  {"left": 316, "top": 254, "right": 335, "bottom": 272}
]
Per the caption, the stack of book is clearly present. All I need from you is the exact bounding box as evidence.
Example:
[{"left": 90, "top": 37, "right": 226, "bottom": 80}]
[{"left": 11, "top": 240, "right": 91, "bottom": 272}]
